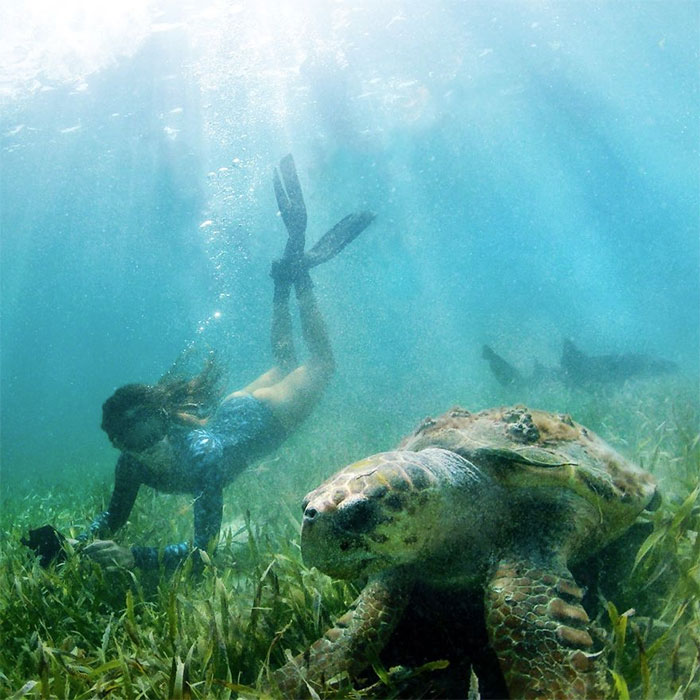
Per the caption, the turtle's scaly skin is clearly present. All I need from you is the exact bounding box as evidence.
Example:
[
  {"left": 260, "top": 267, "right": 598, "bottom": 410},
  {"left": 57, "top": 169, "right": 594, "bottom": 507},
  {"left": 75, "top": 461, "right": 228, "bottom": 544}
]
[
  {"left": 272, "top": 571, "right": 412, "bottom": 696},
  {"left": 486, "top": 559, "right": 603, "bottom": 698},
  {"left": 273, "top": 406, "right": 657, "bottom": 698}
]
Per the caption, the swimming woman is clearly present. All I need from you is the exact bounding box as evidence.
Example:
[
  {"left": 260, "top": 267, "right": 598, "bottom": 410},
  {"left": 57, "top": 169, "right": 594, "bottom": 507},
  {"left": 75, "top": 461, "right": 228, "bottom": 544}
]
[{"left": 80, "top": 155, "right": 374, "bottom": 570}]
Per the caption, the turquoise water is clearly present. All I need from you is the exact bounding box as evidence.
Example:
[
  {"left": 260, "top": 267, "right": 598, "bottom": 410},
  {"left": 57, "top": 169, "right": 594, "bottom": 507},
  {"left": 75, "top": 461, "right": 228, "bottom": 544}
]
[{"left": 1, "top": 1, "right": 698, "bottom": 496}]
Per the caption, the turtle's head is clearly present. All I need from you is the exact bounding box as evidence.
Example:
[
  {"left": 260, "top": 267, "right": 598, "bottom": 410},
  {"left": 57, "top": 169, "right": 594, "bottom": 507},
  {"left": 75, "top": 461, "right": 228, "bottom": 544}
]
[{"left": 301, "top": 448, "right": 486, "bottom": 579}]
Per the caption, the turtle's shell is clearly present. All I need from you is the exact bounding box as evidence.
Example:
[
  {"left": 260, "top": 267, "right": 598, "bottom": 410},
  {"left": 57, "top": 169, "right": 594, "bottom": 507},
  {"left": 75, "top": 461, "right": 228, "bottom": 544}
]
[
  {"left": 301, "top": 405, "right": 657, "bottom": 582},
  {"left": 400, "top": 405, "right": 656, "bottom": 511}
]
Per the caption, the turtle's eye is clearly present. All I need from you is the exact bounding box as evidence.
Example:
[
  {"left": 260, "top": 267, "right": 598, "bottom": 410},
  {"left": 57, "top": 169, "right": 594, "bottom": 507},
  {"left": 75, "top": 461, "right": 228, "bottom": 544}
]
[{"left": 337, "top": 499, "right": 376, "bottom": 534}]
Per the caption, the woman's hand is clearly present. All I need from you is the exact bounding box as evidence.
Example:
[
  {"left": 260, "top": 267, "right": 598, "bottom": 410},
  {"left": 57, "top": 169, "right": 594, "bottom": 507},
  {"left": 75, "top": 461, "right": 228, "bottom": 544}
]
[{"left": 83, "top": 539, "right": 135, "bottom": 569}]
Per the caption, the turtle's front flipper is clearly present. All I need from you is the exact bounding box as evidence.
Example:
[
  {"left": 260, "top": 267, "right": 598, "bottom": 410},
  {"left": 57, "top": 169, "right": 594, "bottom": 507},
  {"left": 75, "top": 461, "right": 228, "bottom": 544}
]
[
  {"left": 485, "top": 557, "right": 609, "bottom": 699},
  {"left": 270, "top": 570, "right": 412, "bottom": 697}
]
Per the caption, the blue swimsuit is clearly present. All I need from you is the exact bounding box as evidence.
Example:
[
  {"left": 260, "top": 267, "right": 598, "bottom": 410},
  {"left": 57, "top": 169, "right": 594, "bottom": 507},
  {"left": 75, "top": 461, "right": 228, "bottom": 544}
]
[{"left": 84, "top": 394, "right": 286, "bottom": 569}]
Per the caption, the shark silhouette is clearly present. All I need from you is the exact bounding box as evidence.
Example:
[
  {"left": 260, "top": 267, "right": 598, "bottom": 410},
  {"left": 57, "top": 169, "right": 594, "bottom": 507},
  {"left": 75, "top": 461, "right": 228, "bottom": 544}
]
[
  {"left": 483, "top": 340, "right": 677, "bottom": 389},
  {"left": 559, "top": 339, "right": 677, "bottom": 385}
]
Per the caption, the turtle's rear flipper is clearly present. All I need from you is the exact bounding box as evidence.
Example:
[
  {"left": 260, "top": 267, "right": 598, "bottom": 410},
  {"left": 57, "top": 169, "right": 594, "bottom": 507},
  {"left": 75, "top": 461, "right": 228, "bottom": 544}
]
[
  {"left": 274, "top": 154, "right": 307, "bottom": 257},
  {"left": 305, "top": 211, "right": 376, "bottom": 268},
  {"left": 485, "top": 557, "right": 609, "bottom": 698},
  {"left": 21, "top": 524, "right": 67, "bottom": 567}
]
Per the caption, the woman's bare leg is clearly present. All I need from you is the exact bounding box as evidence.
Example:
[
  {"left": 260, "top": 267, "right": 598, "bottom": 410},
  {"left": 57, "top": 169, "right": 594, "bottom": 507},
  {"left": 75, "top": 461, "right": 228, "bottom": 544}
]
[
  {"left": 294, "top": 269, "right": 334, "bottom": 380},
  {"left": 232, "top": 152, "right": 307, "bottom": 400},
  {"left": 271, "top": 277, "right": 297, "bottom": 373},
  {"left": 229, "top": 277, "right": 297, "bottom": 399},
  {"left": 252, "top": 270, "right": 334, "bottom": 429}
]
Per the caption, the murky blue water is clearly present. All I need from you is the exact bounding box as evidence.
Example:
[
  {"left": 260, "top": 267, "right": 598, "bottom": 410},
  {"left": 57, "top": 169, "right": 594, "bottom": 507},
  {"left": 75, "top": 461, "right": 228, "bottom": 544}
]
[{"left": 1, "top": 1, "right": 698, "bottom": 493}]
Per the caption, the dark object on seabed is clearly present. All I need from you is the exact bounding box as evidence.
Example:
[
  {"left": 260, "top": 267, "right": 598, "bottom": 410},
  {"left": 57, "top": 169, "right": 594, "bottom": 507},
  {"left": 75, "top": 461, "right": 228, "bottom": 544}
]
[{"left": 21, "top": 524, "right": 67, "bottom": 567}]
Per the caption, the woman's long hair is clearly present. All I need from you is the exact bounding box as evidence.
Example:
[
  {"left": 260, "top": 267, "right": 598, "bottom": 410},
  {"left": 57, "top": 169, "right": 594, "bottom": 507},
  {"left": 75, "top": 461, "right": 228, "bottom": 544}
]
[
  {"left": 156, "top": 351, "right": 227, "bottom": 420},
  {"left": 102, "top": 353, "right": 227, "bottom": 450}
]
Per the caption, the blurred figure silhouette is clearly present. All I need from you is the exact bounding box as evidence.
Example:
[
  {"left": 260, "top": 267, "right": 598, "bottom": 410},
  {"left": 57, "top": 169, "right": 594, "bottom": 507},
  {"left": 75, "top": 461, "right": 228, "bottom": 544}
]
[
  {"left": 483, "top": 339, "right": 677, "bottom": 390},
  {"left": 482, "top": 345, "right": 525, "bottom": 388}
]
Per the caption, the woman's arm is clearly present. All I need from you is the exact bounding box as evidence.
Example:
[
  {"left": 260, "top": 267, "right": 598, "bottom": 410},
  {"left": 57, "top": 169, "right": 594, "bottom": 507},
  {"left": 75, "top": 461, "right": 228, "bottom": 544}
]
[
  {"left": 127, "top": 440, "right": 224, "bottom": 570},
  {"left": 83, "top": 453, "right": 204, "bottom": 571},
  {"left": 80, "top": 453, "right": 141, "bottom": 539},
  {"left": 193, "top": 477, "right": 224, "bottom": 552},
  {"left": 127, "top": 473, "right": 223, "bottom": 570},
  {"left": 81, "top": 454, "right": 144, "bottom": 569}
]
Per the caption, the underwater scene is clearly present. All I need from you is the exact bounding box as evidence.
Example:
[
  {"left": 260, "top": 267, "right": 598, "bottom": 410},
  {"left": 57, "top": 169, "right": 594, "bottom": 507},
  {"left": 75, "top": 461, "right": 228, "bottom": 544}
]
[{"left": 1, "top": 1, "right": 698, "bottom": 698}]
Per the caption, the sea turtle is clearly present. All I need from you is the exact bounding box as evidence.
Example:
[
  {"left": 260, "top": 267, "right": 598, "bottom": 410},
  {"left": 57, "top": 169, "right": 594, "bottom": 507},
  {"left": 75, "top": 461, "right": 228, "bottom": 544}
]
[{"left": 271, "top": 405, "right": 658, "bottom": 698}]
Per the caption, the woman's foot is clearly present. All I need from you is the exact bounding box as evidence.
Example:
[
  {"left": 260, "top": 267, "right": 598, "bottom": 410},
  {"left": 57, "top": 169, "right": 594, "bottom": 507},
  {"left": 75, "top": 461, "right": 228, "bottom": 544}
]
[
  {"left": 270, "top": 209, "right": 376, "bottom": 283},
  {"left": 270, "top": 255, "right": 304, "bottom": 284},
  {"left": 272, "top": 154, "right": 376, "bottom": 282}
]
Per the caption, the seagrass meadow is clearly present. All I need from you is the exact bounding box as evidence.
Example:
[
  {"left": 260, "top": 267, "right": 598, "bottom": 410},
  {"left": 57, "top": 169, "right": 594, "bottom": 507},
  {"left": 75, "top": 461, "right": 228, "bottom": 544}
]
[{"left": 1, "top": 378, "right": 698, "bottom": 699}]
